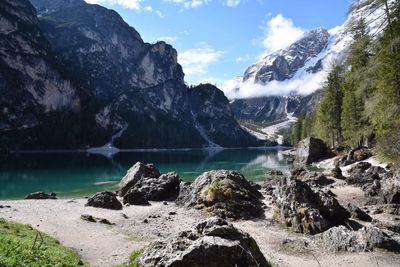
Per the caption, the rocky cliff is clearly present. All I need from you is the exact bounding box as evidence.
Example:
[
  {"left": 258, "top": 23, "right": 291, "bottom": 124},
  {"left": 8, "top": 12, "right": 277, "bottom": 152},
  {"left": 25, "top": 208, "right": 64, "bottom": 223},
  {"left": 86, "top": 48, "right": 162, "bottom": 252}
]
[{"left": 0, "top": 0, "right": 259, "bottom": 150}]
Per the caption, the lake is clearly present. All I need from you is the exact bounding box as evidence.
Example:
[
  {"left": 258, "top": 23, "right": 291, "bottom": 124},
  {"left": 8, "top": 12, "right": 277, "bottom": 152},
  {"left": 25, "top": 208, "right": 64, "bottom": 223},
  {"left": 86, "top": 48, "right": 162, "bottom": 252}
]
[{"left": 0, "top": 148, "right": 291, "bottom": 200}]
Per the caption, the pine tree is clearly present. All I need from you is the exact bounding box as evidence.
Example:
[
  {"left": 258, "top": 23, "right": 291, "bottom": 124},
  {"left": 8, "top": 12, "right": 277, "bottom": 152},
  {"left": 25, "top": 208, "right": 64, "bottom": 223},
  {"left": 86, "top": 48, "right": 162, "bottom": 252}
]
[
  {"left": 370, "top": 19, "right": 400, "bottom": 159},
  {"left": 315, "top": 65, "right": 344, "bottom": 147}
]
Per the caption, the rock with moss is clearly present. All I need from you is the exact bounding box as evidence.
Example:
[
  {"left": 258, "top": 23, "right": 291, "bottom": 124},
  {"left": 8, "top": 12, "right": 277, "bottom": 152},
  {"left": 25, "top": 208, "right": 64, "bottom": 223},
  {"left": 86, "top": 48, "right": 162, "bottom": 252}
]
[
  {"left": 138, "top": 217, "right": 272, "bottom": 267},
  {"left": 272, "top": 177, "right": 350, "bottom": 234},
  {"left": 176, "top": 170, "right": 264, "bottom": 220}
]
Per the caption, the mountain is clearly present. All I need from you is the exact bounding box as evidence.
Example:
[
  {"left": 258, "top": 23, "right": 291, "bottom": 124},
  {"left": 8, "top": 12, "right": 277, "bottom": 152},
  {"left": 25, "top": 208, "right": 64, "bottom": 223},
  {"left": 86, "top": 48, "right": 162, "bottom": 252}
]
[
  {"left": 0, "top": 0, "right": 260, "bottom": 150},
  {"left": 230, "top": 0, "right": 388, "bottom": 138},
  {"left": 243, "top": 28, "right": 330, "bottom": 84}
]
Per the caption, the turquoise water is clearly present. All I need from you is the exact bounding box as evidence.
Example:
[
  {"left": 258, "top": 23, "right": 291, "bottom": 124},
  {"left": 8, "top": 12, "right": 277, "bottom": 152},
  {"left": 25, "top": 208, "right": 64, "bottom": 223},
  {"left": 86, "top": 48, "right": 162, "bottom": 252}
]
[{"left": 0, "top": 148, "right": 291, "bottom": 200}]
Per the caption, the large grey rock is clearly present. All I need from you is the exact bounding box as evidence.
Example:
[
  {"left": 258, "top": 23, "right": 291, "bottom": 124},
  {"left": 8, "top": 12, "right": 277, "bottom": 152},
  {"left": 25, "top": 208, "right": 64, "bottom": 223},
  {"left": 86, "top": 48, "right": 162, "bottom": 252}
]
[
  {"left": 139, "top": 217, "right": 272, "bottom": 267},
  {"left": 123, "top": 172, "right": 181, "bottom": 202},
  {"left": 314, "top": 226, "right": 400, "bottom": 252},
  {"left": 86, "top": 191, "right": 122, "bottom": 210},
  {"left": 118, "top": 162, "right": 160, "bottom": 197},
  {"left": 294, "top": 137, "right": 328, "bottom": 165},
  {"left": 177, "top": 170, "right": 264, "bottom": 220},
  {"left": 122, "top": 189, "right": 149, "bottom": 206},
  {"left": 272, "top": 177, "right": 350, "bottom": 234},
  {"left": 379, "top": 170, "right": 400, "bottom": 204}
]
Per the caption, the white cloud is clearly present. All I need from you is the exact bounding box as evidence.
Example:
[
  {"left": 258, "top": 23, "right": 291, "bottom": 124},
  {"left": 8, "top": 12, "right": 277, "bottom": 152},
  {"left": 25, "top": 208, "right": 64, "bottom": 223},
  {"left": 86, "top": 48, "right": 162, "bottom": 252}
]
[
  {"left": 259, "top": 14, "right": 304, "bottom": 53},
  {"left": 221, "top": 70, "right": 327, "bottom": 99},
  {"left": 157, "top": 36, "right": 178, "bottom": 43},
  {"left": 85, "top": 0, "right": 164, "bottom": 17},
  {"left": 235, "top": 54, "right": 250, "bottom": 63},
  {"left": 85, "top": 0, "right": 143, "bottom": 10},
  {"left": 155, "top": 10, "right": 164, "bottom": 18},
  {"left": 178, "top": 44, "right": 224, "bottom": 77},
  {"left": 224, "top": 0, "right": 240, "bottom": 7},
  {"left": 163, "top": 0, "right": 210, "bottom": 9}
]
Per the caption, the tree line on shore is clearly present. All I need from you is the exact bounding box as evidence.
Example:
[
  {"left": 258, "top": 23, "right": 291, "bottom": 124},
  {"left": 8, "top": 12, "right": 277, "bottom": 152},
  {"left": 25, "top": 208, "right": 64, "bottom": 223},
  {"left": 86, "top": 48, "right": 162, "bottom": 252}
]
[{"left": 292, "top": 0, "right": 400, "bottom": 160}]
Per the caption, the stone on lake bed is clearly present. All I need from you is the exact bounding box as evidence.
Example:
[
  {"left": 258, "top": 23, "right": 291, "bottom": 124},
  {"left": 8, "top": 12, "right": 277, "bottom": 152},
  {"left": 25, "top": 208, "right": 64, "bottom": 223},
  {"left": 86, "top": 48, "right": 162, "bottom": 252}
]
[{"left": 24, "top": 192, "right": 57, "bottom": 200}]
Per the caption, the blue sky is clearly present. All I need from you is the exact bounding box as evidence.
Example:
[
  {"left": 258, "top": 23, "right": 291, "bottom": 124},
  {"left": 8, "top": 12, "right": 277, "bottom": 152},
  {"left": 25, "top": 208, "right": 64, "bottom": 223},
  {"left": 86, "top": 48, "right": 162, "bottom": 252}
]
[{"left": 85, "top": 0, "right": 351, "bottom": 85}]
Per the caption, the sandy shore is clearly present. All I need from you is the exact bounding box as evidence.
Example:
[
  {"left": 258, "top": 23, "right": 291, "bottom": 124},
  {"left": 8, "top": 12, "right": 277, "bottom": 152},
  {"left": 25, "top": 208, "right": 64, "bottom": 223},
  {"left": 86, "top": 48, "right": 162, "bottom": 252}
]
[
  {"left": 1, "top": 196, "right": 400, "bottom": 266},
  {"left": 1, "top": 156, "right": 400, "bottom": 267}
]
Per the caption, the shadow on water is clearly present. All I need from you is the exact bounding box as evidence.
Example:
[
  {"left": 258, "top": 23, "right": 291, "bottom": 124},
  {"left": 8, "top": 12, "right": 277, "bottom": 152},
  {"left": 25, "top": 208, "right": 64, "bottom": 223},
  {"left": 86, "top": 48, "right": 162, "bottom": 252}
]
[{"left": 0, "top": 148, "right": 291, "bottom": 200}]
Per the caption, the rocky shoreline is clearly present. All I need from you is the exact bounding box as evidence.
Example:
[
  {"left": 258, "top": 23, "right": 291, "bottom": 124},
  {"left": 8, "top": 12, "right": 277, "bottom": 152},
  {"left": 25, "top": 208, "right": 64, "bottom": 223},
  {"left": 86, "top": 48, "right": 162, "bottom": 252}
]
[{"left": 1, "top": 138, "right": 400, "bottom": 266}]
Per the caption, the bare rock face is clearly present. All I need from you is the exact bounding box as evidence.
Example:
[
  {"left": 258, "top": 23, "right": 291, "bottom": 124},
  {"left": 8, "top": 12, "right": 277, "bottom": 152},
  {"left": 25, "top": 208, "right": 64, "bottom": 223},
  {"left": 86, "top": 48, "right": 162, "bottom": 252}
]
[
  {"left": 177, "top": 170, "right": 264, "bottom": 220},
  {"left": 138, "top": 217, "right": 272, "bottom": 267},
  {"left": 2, "top": 0, "right": 258, "bottom": 150},
  {"left": 85, "top": 191, "right": 122, "bottom": 210},
  {"left": 118, "top": 162, "right": 161, "bottom": 197},
  {"left": 294, "top": 137, "right": 328, "bottom": 165},
  {"left": 314, "top": 226, "right": 400, "bottom": 252},
  {"left": 272, "top": 177, "right": 350, "bottom": 234}
]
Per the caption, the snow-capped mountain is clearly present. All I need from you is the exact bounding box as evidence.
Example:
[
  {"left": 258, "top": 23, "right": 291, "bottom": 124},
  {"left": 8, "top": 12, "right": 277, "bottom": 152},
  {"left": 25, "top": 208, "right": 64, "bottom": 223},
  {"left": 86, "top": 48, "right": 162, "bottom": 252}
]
[
  {"left": 230, "top": 0, "right": 389, "bottom": 135},
  {"left": 243, "top": 28, "right": 330, "bottom": 85}
]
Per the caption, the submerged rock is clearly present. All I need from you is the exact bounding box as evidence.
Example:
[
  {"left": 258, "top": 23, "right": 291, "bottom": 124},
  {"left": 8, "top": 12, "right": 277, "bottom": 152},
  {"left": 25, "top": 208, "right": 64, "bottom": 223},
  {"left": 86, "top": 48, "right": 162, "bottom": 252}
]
[
  {"left": 86, "top": 191, "right": 122, "bottom": 210},
  {"left": 272, "top": 177, "right": 350, "bottom": 234},
  {"left": 24, "top": 192, "right": 57, "bottom": 200},
  {"left": 177, "top": 170, "right": 264, "bottom": 220},
  {"left": 294, "top": 137, "right": 328, "bottom": 165},
  {"left": 139, "top": 217, "right": 272, "bottom": 267},
  {"left": 314, "top": 225, "right": 400, "bottom": 252}
]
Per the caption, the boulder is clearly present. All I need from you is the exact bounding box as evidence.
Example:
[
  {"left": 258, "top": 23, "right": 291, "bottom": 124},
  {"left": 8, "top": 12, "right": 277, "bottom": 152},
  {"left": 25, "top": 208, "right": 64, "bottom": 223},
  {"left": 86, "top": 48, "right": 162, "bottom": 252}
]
[
  {"left": 372, "top": 219, "right": 400, "bottom": 234},
  {"left": 298, "top": 172, "right": 334, "bottom": 187},
  {"left": 128, "top": 172, "right": 181, "bottom": 201},
  {"left": 138, "top": 217, "right": 272, "bottom": 267},
  {"left": 353, "top": 148, "right": 373, "bottom": 162},
  {"left": 331, "top": 165, "right": 343, "bottom": 179},
  {"left": 272, "top": 177, "right": 350, "bottom": 234},
  {"left": 346, "top": 204, "right": 372, "bottom": 222},
  {"left": 122, "top": 189, "right": 150, "bottom": 205},
  {"left": 364, "top": 170, "right": 400, "bottom": 205},
  {"left": 294, "top": 137, "right": 328, "bottom": 165},
  {"left": 177, "top": 170, "right": 264, "bottom": 220},
  {"left": 379, "top": 170, "right": 400, "bottom": 204},
  {"left": 290, "top": 168, "right": 334, "bottom": 187},
  {"left": 24, "top": 192, "right": 57, "bottom": 200},
  {"left": 346, "top": 162, "right": 380, "bottom": 186},
  {"left": 86, "top": 191, "right": 123, "bottom": 210},
  {"left": 314, "top": 225, "right": 400, "bottom": 252},
  {"left": 118, "top": 162, "right": 161, "bottom": 197}
]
